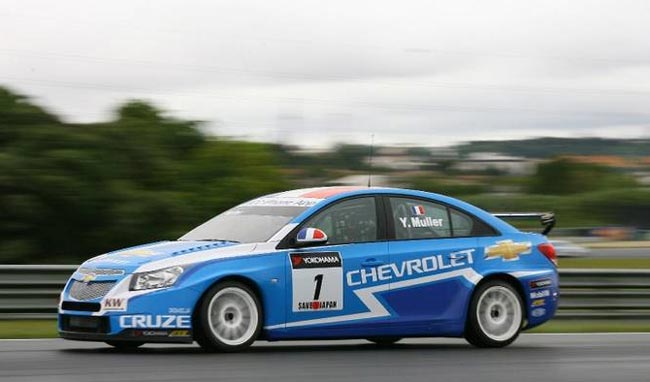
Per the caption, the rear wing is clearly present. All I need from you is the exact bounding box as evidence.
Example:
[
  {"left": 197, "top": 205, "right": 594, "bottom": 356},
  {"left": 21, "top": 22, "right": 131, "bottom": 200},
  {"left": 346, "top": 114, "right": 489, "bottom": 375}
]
[{"left": 492, "top": 212, "right": 556, "bottom": 235}]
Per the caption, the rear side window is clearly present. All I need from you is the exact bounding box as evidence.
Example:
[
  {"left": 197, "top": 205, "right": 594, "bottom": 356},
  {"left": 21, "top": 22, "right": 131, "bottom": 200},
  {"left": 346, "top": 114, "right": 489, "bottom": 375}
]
[
  {"left": 450, "top": 208, "right": 496, "bottom": 237},
  {"left": 389, "top": 197, "right": 452, "bottom": 239}
]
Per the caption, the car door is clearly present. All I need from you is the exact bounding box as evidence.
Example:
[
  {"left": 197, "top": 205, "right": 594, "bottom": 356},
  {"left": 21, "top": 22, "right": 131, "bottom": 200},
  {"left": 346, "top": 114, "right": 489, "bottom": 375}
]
[
  {"left": 281, "top": 196, "right": 391, "bottom": 337},
  {"left": 385, "top": 196, "right": 484, "bottom": 331}
]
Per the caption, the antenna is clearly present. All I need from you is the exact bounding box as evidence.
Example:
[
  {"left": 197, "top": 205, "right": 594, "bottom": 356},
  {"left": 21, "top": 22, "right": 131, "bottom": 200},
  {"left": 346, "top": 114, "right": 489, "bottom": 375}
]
[{"left": 367, "top": 134, "right": 374, "bottom": 187}]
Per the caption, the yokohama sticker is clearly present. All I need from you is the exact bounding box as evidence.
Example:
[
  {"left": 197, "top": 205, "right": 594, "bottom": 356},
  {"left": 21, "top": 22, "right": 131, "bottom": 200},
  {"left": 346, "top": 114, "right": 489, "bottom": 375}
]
[{"left": 290, "top": 252, "right": 343, "bottom": 312}]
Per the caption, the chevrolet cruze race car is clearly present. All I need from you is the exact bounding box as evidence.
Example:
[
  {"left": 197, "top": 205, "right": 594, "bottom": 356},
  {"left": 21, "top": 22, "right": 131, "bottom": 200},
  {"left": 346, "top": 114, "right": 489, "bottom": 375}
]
[{"left": 58, "top": 187, "right": 558, "bottom": 351}]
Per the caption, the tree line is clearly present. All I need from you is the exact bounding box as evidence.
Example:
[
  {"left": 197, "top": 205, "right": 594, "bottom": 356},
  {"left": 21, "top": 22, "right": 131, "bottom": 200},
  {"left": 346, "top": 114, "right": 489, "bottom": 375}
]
[{"left": 0, "top": 87, "right": 289, "bottom": 263}]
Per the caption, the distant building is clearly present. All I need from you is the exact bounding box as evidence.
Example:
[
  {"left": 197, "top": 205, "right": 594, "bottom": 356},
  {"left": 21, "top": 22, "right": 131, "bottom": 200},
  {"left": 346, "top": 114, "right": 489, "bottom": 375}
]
[
  {"left": 327, "top": 174, "right": 392, "bottom": 187},
  {"left": 453, "top": 152, "right": 538, "bottom": 175},
  {"left": 559, "top": 155, "right": 632, "bottom": 168},
  {"left": 369, "top": 147, "right": 427, "bottom": 171}
]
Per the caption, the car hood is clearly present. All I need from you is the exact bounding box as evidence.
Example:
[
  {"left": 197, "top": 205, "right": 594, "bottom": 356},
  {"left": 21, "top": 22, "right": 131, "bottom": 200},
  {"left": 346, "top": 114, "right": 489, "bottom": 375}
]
[{"left": 80, "top": 240, "right": 246, "bottom": 273}]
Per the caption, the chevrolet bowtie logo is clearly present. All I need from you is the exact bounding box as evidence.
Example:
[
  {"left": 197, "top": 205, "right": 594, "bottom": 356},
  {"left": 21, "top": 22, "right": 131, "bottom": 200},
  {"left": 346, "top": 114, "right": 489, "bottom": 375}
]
[
  {"left": 485, "top": 240, "right": 532, "bottom": 261},
  {"left": 82, "top": 273, "right": 96, "bottom": 283}
]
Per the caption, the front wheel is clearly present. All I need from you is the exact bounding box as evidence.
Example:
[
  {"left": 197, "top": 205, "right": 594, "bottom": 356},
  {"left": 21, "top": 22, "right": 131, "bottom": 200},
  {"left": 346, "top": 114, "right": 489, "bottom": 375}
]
[
  {"left": 465, "top": 280, "right": 523, "bottom": 348},
  {"left": 195, "top": 281, "right": 262, "bottom": 352}
]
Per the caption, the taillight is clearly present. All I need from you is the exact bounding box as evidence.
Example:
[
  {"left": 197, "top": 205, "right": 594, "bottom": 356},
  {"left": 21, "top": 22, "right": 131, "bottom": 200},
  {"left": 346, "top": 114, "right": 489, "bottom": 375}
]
[{"left": 538, "top": 242, "right": 557, "bottom": 266}]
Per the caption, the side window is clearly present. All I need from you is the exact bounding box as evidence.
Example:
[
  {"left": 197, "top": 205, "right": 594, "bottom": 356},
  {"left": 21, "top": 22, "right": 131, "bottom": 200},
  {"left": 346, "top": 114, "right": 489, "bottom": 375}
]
[
  {"left": 450, "top": 208, "right": 497, "bottom": 237},
  {"left": 450, "top": 208, "right": 474, "bottom": 237},
  {"left": 302, "top": 197, "right": 377, "bottom": 245},
  {"left": 389, "top": 197, "right": 451, "bottom": 239}
]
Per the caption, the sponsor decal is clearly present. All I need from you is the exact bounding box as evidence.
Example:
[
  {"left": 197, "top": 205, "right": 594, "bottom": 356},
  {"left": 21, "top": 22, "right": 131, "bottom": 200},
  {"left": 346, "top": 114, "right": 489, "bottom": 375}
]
[
  {"left": 398, "top": 216, "right": 444, "bottom": 229},
  {"left": 136, "top": 330, "right": 168, "bottom": 337},
  {"left": 133, "top": 329, "right": 191, "bottom": 338},
  {"left": 168, "top": 307, "right": 191, "bottom": 314},
  {"left": 169, "top": 330, "right": 191, "bottom": 337},
  {"left": 347, "top": 249, "right": 474, "bottom": 287},
  {"left": 102, "top": 297, "right": 127, "bottom": 311},
  {"left": 290, "top": 252, "right": 343, "bottom": 312},
  {"left": 485, "top": 240, "right": 532, "bottom": 261},
  {"left": 531, "top": 308, "right": 546, "bottom": 317},
  {"left": 531, "top": 299, "right": 546, "bottom": 307},
  {"left": 89, "top": 257, "right": 132, "bottom": 265},
  {"left": 529, "top": 278, "right": 552, "bottom": 289},
  {"left": 243, "top": 197, "right": 321, "bottom": 208},
  {"left": 530, "top": 289, "right": 551, "bottom": 299},
  {"left": 119, "top": 315, "right": 191, "bottom": 329},
  {"left": 118, "top": 249, "right": 159, "bottom": 257},
  {"left": 411, "top": 205, "right": 425, "bottom": 216},
  {"left": 290, "top": 252, "right": 341, "bottom": 269},
  {"left": 78, "top": 267, "right": 124, "bottom": 276},
  {"left": 297, "top": 301, "right": 338, "bottom": 310}
]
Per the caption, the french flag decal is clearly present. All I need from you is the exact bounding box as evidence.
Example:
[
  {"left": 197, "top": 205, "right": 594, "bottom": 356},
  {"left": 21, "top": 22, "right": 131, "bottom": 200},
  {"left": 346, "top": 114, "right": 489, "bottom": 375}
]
[
  {"left": 411, "top": 205, "right": 425, "bottom": 216},
  {"left": 297, "top": 228, "right": 326, "bottom": 241}
]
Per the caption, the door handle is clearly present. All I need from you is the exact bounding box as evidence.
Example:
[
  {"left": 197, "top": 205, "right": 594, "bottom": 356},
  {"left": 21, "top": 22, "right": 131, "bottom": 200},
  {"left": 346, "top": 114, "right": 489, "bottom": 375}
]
[{"left": 361, "top": 258, "right": 384, "bottom": 267}]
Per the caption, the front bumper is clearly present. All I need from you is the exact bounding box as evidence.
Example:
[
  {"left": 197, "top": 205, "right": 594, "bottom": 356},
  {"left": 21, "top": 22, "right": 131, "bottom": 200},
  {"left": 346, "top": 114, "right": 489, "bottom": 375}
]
[
  {"left": 58, "top": 273, "right": 203, "bottom": 343},
  {"left": 59, "top": 314, "right": 194, "bottom": 343}
]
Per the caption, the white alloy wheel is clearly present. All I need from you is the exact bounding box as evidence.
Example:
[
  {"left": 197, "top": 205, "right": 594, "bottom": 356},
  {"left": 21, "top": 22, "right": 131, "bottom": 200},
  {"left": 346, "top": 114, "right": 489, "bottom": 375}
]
[
  {"left": 476, "top": 285, "right": 522, "bottom": 342},
  {"left": 206, "top": 287, "right": 259, "bottom": 346}
]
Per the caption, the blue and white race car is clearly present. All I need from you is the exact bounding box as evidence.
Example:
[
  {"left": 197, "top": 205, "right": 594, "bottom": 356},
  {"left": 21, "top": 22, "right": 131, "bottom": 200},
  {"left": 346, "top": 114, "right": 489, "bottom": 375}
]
[{"left": 58, "top": 187, "right": 558, "bottom": 351}]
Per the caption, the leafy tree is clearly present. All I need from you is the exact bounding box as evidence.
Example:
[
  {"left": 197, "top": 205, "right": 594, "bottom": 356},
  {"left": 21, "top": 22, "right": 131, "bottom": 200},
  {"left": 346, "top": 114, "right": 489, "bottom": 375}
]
[
  {"left": 0, "top": 87, "right": 288, "bottom": 263},
  {"left": 527, "top": 158, "right": 637, "bottom": 195}
]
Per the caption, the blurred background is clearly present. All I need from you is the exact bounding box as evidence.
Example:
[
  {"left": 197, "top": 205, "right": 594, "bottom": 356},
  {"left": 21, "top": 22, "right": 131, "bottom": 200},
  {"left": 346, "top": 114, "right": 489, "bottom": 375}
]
[{"left": 1, "top": 0, "right": 650, "bottom": 334}]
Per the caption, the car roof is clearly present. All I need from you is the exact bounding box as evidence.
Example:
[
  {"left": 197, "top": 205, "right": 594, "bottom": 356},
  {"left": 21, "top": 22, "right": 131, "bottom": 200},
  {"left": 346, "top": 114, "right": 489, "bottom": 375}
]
[{"left": 264, "top": 186, "right": 516, "bottom": 234}]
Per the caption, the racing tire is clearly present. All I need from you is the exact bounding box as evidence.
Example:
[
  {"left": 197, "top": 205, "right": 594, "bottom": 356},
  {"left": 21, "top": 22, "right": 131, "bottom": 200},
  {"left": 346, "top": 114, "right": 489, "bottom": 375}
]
[
  {"left": 105, "top": 341, "right": 144, "bottom": 349},
  {"left": 366, "top": 337, "right": 402, "bottom": 346},
  {"left": 465, "top": 280, "right": 524, "bottom": 348},
  {"left": 195, "top": 281, "right": 262, "bottom": 352}
]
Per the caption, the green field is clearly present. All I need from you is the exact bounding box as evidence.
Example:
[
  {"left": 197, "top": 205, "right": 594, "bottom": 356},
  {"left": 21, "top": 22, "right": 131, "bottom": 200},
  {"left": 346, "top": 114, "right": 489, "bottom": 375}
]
[
  {"left": 1, "top": 319, "right": 649, "bottom": 339},
  {"left": 527, "top": 320, "right": 650, "bottom": 333},
  {"left": 0, "top": 320, "right": 58, "bottom": 338}
]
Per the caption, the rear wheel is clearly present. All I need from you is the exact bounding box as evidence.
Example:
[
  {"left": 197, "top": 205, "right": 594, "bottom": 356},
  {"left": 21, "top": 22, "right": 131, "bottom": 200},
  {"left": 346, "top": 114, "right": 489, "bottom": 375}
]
[
  {"left": 105, "top": 341, "right": 144, "bottom": 349},
  {"left": 366, "top": 337, "right": 402, "bottom": 346},
  {"left": 465, "top": 280, "right": 523, "bottom": 348},
  {"left": 195, "top": 281, "right": 262, "bottom": 352}
]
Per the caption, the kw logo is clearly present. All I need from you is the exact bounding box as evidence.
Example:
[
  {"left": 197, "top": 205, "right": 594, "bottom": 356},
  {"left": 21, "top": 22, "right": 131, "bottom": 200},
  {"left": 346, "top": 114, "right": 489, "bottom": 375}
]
[
  {"left": 485, "top": 240, "right": 532, "bottom": 261},
  {"left": 102, "top": 297, "right": 127, "bottom": 311}
]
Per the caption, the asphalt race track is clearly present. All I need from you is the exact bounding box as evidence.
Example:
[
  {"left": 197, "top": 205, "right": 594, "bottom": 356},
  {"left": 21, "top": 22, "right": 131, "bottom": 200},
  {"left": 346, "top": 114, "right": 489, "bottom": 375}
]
[{"left": 1, "top": 333, "right": 649, "bottom": 382}]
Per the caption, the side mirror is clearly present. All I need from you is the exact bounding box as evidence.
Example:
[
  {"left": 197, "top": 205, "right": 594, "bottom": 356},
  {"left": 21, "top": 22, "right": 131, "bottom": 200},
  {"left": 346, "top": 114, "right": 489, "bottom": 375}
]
[{"left": 295, "top": 228, "right": 328, "bottom": 246}]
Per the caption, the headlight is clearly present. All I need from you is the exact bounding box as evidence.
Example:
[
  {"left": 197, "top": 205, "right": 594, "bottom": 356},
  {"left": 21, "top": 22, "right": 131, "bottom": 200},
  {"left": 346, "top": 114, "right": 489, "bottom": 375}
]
[{"left": 130, "top": 266, "right": 184, "bottom": 291}]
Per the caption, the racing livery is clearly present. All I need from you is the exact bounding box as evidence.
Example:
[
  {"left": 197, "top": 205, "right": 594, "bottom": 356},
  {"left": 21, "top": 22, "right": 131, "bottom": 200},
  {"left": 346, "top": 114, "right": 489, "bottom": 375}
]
[{"left": 58, "top": 187, "right": 559, "bottom": 351}]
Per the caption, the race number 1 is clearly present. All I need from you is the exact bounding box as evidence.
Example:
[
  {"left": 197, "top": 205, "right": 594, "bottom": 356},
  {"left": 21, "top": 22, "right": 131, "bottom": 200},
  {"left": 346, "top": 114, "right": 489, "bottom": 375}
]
[{"left": 290, "top": 252, "right": 343, "bottom": 312}]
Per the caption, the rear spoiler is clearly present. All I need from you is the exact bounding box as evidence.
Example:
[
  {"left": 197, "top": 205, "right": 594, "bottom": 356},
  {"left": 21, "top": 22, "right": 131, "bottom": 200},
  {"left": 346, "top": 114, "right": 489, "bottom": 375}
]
[{"left": 492, "top": 212, "right": 556, "bottom": 235}]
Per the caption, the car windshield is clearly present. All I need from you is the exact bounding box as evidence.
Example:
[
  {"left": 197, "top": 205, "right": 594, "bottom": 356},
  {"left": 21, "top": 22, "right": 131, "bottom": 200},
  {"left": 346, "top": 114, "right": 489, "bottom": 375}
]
[{"left": 179, "top": 205, "right": 309, "bottom": 243}]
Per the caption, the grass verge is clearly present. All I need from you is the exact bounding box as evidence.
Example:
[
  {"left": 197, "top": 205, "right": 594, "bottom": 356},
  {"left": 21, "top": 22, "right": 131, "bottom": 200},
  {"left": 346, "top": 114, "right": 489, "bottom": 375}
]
[
  {"left": 0, "top": 320, "right": 58, "bottom": 339},
  {"left": 528, "top": 320, "right": 650, "bottom": 333},
  {"left": 558, "top": 257, "right": 650, "bottom": 269},
  {"left": 1, "top": 319, "right": 650, "bottom": 339}
]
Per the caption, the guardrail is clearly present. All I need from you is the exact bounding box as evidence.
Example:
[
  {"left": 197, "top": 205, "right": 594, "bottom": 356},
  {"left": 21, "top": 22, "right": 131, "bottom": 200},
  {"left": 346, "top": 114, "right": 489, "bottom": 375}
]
[{"left": 1, "top": 265, "right": 649, "bottom": 320}]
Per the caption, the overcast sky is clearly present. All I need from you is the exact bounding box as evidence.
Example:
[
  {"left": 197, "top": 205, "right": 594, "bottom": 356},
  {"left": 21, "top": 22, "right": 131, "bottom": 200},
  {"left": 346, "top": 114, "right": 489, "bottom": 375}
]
[{"left": 2, "top": 0, "right": 650, "bottom": 148}]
